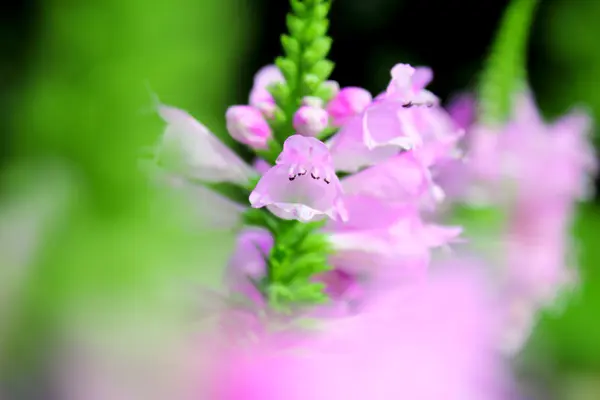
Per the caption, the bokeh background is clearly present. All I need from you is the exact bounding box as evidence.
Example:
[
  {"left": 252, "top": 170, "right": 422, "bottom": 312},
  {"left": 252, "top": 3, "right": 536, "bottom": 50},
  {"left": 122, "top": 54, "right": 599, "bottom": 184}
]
[{"left": 0, "top": 0, "right": 599, "bottom": 399}]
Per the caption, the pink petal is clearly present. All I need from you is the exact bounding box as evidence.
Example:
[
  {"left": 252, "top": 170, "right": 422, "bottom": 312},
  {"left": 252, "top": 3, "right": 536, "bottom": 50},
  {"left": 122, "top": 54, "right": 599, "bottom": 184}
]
[
  {"left": 226, "top": 105, "right": 272, "bottom": 149},
  {"left": 248, "top": 65, "right": 285, "bottom": 118},
  {"left": 362, "top": 101, "right": 424, "bottom": 150},
  {"left": 328, "top": 115, "right": 401, "bottom": 173},
  {"left": 326, "top": 87, "right": 373, "bottom": 127},
  {"left": 226, "top": 228, "right": 273, "bottom": 303},
  {"left": 249, "top": 135, "right": 347, "bottom": 222},
  {"left": 157, "top": 105, "right": 256, "bottom": 185},
  {"left": 341, "top": 152, "right": 433, "bottom": 204},
  {"left": 411, "top": 66, "right": 434, "bottom": 92}
]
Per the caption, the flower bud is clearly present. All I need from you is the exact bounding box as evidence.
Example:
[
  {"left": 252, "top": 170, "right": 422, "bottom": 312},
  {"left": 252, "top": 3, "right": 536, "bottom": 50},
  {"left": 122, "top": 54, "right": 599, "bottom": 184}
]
[
  {"left": 293, "top": 105, "right": 329, "bottom": 137},
  {"left": 326, "top": 87, "right": 372, "bottom": 126},
  {"left": 226, "top": 105, "right": 272, "bottom": 149},
  {"left": 302, "top": 96, "right": 324, "bottom": 108}
]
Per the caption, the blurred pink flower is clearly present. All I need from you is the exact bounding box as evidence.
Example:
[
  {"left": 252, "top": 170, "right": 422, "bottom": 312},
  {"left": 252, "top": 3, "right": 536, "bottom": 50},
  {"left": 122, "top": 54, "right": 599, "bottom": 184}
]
[
  {"left": 249, "top": 135, "right": 348, "bottom": 222},
  {"left": 327, "top": 195, "right": 461, "bottom": 289},
  {"left": 204, "top": 263, "right": 508, "bottom": 400},
  {"left": 326, "top": 87, "right": 373, "bottom": 127},
  {"left": 451, "top": 90, "right": 596, "bottom": 354},
  {"left": 157, "top": 104, "right": 256, "bottom": 185},
  {"left": 447, "top": 93, "right": 477, "bottom": 131},
  {"left": 225, "top": 227, "right": 273, "bottom": 304},
  {"left": 468, "top": 92, "right": 596, "bottom": 205}
]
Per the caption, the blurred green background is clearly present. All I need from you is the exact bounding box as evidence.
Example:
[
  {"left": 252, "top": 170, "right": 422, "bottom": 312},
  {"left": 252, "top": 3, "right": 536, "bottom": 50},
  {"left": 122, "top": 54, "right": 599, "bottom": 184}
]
[{"left": 0, "top": 0, "right": 599, "bottom": 399}]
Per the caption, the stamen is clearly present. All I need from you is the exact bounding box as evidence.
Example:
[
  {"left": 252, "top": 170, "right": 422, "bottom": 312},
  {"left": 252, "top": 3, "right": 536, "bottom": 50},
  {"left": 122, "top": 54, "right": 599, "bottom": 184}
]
[{"left": 311, "top": 167, "right": 321, "bottom": 180}]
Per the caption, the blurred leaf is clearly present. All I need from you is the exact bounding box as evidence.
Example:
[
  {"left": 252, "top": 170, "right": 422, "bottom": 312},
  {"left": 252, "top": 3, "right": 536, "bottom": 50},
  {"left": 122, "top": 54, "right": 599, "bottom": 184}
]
[
  {"left": 1, "top": 0, "right": 246, "bottom": 374},
  {"left": 478, "top": 0, "right": 539, "bottom": 125}
]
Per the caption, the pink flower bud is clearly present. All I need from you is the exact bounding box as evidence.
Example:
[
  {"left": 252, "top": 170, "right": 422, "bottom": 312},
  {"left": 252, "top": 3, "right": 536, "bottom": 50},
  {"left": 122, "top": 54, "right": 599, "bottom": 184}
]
[
  {"left": 326, "top": 87, "right": 372, "bottom": 127},
  {"left": 293, "top": 105, "right": 329, "bottom": 137},
  {"left": 302, "top": 96, "right": 324, "bottom": 108},
  {"left": 226, "top": 105, "right": 272, "bottom": 149}
]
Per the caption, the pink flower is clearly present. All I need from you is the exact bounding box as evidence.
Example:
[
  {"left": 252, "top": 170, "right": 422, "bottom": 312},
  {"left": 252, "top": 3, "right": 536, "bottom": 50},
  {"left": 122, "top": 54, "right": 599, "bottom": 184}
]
[
  {"left": 326, "top": 87, "right": 373, "bottom": 127},
  {"left": 157, "top": 104, "right": 256, "bottom": 185},
  {"left": 325, "top": 195, "right": 462, "bottom": 291},
  {"left": 225, "top": 227, "right": 273, "bottom": 304},
  {"left": 468, "top": 91, "right": 596, "bottom": 205},
  {"left": 447, "top": 93, "right": 477, "bottom": 130},
  {"left": 293, "top": 105, "right": 329, "bottom": 137},
  {"left": 248, "top": 65, "right": 284, "bottom": 118},
  {"left": 226, "top": 105, "right": 272, "bottom": 149},
  {"left": 340, "top": 152, "right": 435, "bottom": 205},
  {"left": 204, "top": 263, "right": 507, "bottom": 400},
  {"left": 457, "top": 90, "right": 596, "bottom": 354},
  {"left": 249, "top": 135, "right": 347, "bottom": 222},
  {"left": 329, "top": 63, "right": 460, "bottom": 173},
  {"left": 385, "top": 64, "right": 437, "bottom": 105}
]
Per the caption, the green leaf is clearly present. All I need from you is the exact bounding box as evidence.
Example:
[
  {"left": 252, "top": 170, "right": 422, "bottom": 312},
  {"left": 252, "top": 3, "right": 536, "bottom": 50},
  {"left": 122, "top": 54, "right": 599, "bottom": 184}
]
[{"left": 478, "top": 0, "right": 540, "bottom": 125}]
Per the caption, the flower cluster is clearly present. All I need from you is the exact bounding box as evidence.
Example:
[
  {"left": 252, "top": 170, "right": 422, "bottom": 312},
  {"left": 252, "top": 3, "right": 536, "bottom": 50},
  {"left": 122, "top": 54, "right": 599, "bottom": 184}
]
[
  {"left": 144, "top": 0, "right": 596, "bottom": 398},
  {"left": 156, "top": 61, "right": 464, "bottom": 314},
  {"left": 444, "top": 91, "right": 597, "bottom": 354}
]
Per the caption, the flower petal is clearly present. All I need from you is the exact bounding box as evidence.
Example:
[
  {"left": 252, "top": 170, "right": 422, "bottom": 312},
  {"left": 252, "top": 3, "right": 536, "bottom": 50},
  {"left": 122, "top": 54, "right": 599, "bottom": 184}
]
[
  {"left": 249, "top": 135, "right": 347, "bottom": 222},
  {"left": 157, "top": 105, "right": 256, "bottom": 185}
]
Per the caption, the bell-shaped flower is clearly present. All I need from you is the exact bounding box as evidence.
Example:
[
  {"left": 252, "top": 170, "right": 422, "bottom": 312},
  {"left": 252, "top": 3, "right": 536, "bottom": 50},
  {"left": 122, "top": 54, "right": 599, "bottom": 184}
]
[
  {"left": 226, "top": 105, "right": 273, "bottom": 149},
  {"left": 156, "top": 104, "right": 256, "bottom": 185},
  {"left": 329, "top": 63, "right": 457, "bottom": 173},
  {"left": 326, "top": 87, "right": 373, "bottom": 127},
  {"left": 249, "top": 135, "right": 347, "bottom": 222},
  {"left": 293, "top": 105, "right": 329, "bottom": 137}
]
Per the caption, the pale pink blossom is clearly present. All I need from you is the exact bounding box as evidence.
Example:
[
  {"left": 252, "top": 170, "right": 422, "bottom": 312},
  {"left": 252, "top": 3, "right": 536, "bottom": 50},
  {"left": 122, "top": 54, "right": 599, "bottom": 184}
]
[
  {"left": 249, "top": 135, "right": 347, "bottom": 222},
  {"left": 340, "top": 152, "right": 434, "bottom": 205},
  {"left": 326, "top": 87, "right": 373, "bottom": 127},
  {"left": 226, "top": 105, "right": 272, "bottom": 149},
  {"left": 204, "top": 264, "right": 507, "bottom": 400},
  {"left": 326, "top": 195, "right": 461, "bottom": 291},
  {"left": 157, "top": 104, "right": 256, "bottom": 185},
  {"left": 329, "top": 63, "right": 460, "bottom": 173},
  {"left": 468, "top": 92, "right": 596, "bottom": 205}
]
